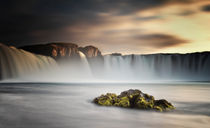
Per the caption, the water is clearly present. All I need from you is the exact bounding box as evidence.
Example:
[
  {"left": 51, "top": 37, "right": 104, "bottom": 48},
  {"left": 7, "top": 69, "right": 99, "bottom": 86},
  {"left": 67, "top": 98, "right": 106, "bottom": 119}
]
[
  {"left": 102, "top": 53, "right": 210, "bottom": 81},
  {"left": 0, "top": 82, "right": 210, "bottom": 128},
  {"left": 1, "top": 43, "right": 210, "bottom": 82},
  {"left": 0, "top": 43, "right": 92, "bottom": 82},
  {"left": 0, "top": 43, "right": 57, "bottom": 80}
]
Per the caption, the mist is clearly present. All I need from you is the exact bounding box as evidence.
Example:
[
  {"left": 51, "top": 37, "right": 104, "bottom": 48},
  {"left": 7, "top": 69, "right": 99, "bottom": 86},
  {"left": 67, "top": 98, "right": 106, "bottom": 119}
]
[{"left": 1, "top": 43, "right": 210, "bottom": 83}]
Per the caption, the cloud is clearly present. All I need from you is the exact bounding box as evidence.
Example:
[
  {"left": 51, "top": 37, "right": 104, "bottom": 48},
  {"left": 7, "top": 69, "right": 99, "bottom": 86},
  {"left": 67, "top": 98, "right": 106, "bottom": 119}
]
[
  {"left": 0, "top": 0, "right": 200, "bottom": 45},
  {"left": 134, "top": 16, "right": 163, "bottom": 21},
  {"left": 135, "top": 34, "right": 189, "bottom": 48},
  {"left": 177, "top": 10, "right": 196, "bottom": 16},
  {"left": 201, "top": 4, "right": 210, "bottom": 12},
  {"left": 0, "top": 0, "right": 204, "bottom": 53}
]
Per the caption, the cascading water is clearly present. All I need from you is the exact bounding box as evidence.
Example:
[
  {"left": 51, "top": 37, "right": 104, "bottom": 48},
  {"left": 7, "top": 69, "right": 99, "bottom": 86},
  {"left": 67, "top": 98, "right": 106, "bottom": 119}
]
[
  {"left": 0, "top": 43, "right": 58, "bottom": 80},
  {"left": 1, "top": 42, "right": 210, "bottom": 82},
  {"left": 49, "top": 51, "right": 93, "bottom": 82},
  {"left": 103, "top": 55, "right": 133, "bottom": 80},
  {"left": 78, "top": 51, "right": 92, "bottom": 76},
  {"left": 102, "top": 53, "right": 210, "bottom": 81}
]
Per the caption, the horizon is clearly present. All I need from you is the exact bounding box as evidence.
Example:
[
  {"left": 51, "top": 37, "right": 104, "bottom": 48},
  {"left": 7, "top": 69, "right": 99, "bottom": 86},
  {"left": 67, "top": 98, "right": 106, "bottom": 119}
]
[{"left": 1, "top": 41, "right": 210, "bottom": 56}]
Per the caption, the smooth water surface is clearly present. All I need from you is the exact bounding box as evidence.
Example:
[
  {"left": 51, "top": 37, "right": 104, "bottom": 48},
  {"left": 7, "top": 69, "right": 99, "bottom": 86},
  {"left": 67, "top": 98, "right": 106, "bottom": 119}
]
[{"left": 0, "top": 83, "right": 210, "bottom": 128}]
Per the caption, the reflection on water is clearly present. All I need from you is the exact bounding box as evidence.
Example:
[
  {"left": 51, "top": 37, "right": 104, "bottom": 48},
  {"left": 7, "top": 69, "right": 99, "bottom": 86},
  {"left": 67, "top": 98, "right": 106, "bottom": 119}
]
[{"left": 0, "top": 83, "right": 210, "bottom": 128}]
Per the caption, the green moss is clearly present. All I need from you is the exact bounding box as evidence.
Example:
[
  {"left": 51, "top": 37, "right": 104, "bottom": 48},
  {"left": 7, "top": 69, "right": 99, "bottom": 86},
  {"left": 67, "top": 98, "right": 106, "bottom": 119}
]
[
  {"left": 135, "top": 96, "right": 154, "bottom": 109},
  {"left": 153, "top": 106, "right": 163, "bottom": 112},
  {"left": 114, "top": 96, "right": 130, "bottom": 108},
  {"left": 98, "top": 99, "right": 112, "bottom": 106},
  {"left": 93, "top": 89, "right": 175, "bottom": 112},
  {"left": 106, "top": 93, "right": 117, "bottom": 99},
  {"left": 154, "top": 99, "right": 175, "bottom": 111},
  {"left": 164, "top": 105, "right": 175, "bottom": 111},
  {"left": 94, "top": 93, "right": 117, "bottom": 106}
]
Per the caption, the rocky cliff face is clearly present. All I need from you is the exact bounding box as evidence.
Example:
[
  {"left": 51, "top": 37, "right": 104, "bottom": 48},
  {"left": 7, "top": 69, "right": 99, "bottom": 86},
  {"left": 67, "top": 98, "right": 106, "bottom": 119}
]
[
  {"left": 79, "top": 46, "right": 102, "bottom": 58},
  {"left": 20, "top": 43, "right": 80, "bottom": 60},
  {"left": 20, "top": 43, "right": 103, "bottom": 61}
]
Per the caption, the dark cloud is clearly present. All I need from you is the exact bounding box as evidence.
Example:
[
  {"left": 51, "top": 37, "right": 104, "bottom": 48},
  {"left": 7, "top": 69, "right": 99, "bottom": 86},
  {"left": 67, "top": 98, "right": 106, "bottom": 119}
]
[
  {"left": 103, "top": 29, "right": 143, "bottom": 35},
  {"left": 135, "top": 34, "right": 189, "bottom": 48},
  {"left": 0, "top": 0, "right": 196, "bottom": 47},
  {"left": 201, "top": 4, "right": 210, "bottom": 12},
  {"left": 177, "top": 10, "right": 196, "bottom": 16},
  {"left": 134, "top": 16, "right": 163, "bottom": 21}
]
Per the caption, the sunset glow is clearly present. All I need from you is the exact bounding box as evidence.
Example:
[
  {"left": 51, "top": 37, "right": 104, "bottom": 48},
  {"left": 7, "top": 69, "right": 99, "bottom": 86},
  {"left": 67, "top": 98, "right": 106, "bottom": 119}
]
[{"left": 1, "top": 0, "right": 210, "bottom": 54}]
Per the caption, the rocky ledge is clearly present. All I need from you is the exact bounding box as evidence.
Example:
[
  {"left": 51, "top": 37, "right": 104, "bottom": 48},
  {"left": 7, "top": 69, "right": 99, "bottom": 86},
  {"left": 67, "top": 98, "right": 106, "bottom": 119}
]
[
  {"left": 93, "top": 89, "right": 175, "bottom": 112},
  {"left": 20, "top": 42, "right": 102, "bottom": 60}
]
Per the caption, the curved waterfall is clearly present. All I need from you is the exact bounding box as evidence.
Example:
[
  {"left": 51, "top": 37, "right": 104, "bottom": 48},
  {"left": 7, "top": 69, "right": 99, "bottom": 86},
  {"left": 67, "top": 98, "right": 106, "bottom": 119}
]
[
  {"left": 78, "top": 51, "right": 92, "bottom": 75},
  {"left": 0, "top": 43, "right": 58, "bottom": 80},
  {"left": 102, "top": 53, "right": 210, "bottom": 81},
  {"left": 1, "top": 43, "right": 210, "bottom": 82}
]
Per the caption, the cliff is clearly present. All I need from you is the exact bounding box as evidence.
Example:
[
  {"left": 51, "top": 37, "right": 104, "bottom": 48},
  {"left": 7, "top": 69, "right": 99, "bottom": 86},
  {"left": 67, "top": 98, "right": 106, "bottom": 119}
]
[
  {"left": 20, "top": 43, "right": 79, "bottom": 60},
  {"left": 78, "top": 46, "right": 102, "bottom": 58},
  {"left": 20, "top": 43, "right": 102, "bottom": 61}
]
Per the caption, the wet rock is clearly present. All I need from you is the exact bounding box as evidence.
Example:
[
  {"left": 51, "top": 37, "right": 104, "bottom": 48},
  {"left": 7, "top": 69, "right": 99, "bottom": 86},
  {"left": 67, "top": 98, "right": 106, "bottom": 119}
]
[
  {"left": 93, "top": 89, "right": 175, "bottom": 112},
  {"left": 134, "top": 93, "right": 155, "bottom": 109},
  {"left": 114, "top": 96, "right": 130, "bottom": 108},
  {"left": 20, "top": 42, "right": 80, "bottom": 60},
  {"left": 78, "top": 46, "right": 102, "bottom": 58},
  {"left": 93, "top": 93, "right": 117, "bottom": 106},
  {"left": 154, "top": 99, "right": 175, "bottom": 111},
  {"left": 20, "top": 43, "right": 103, "bottom": 61}
]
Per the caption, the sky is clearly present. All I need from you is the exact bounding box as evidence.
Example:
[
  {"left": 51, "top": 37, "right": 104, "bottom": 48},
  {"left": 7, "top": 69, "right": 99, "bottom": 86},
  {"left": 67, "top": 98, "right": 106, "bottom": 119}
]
[{"left": 1, "top": 0, "right": 210, "bottom": 55}]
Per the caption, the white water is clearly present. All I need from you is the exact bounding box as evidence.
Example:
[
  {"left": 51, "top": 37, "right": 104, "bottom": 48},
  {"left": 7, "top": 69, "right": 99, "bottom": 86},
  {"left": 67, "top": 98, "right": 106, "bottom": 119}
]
[
  {"left": 0, "top": 44, "right": 94, "bottom": 82},
  {"left": 1, "top": 43, "right": 210, "bottom": 82},
  {"left": 101, "top": 54, "right": 210, "bottom": 81},
  {"left": 0, "top": 44, "right": 57, "bottom": 80},
  {"left": 78, "top": 51, "right": 92, "bottom": 76}
]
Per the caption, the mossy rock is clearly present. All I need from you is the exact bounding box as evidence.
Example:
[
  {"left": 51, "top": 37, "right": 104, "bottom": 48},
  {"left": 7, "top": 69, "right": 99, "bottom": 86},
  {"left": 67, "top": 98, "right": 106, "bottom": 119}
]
[
  {"left": 93, "top": 89, "right": 175, "bottom": 112},
  {"left": 135, "top": 96, "right": 154, "bottom": 109},
  {"left": 114, "top": 96, "right": 130, "bottom": 107},
  {"left": 154, "top": 99, "right": 175, "bottom": 111},
  {"left": 93, "top": 93, "right": 117, "bottom": 106}
]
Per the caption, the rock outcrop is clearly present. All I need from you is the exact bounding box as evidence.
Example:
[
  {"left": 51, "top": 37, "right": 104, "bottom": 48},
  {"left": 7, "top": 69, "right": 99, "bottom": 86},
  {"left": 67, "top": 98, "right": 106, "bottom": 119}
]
[
  {"left": 111, "top": 53, "right": 122, "bottom": 56},
  {"left": 79, "top": 46, "right": 102, "bottom": 58},
  {"left": 20, "top": 43, "right": 103, "bottom": 61},
  {"left": 20, "top": 42, "right": 80, "bottom": 60},
  {"left": 93, "top": 89, "right": 175, "bottom": 112}
]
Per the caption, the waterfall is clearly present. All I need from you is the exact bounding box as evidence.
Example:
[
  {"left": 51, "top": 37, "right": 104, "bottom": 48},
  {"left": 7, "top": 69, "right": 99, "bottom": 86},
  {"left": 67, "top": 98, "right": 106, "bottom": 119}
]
[
  {"left": 103, "top": 55, "right": 133, "bottom": 80},
  {"left": 102, "top": 54, "right": 210, "bottom": 81},
  {"left": 1, "top": 42, "right": 210, "bottom": 82},
  {"left": 0, "top": 43, "right": 58, "bottom": 80},
  {"left": 78, "top": 51, "right": 92, "bottom": 76},
  {"left": 50, "top": 51, "right": 93, "bottom": 82}
]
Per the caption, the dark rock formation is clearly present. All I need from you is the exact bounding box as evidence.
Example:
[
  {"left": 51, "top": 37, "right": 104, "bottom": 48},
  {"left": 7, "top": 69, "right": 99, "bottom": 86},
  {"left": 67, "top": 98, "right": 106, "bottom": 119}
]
[
  {"left": 111, "top": 53, "right": 122, "bottom": 56},
  {"left": 20, "top": 42, "right": 80, "bottom": 60},
  {"left": 20, "top": 43, "right": 103, "bottom": 61},
  {"left": 93, "top": 89, "right": 175, "bottom": 112},
  {"left": 79, "top": 46, "right": 102, "bottom": 58}
]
